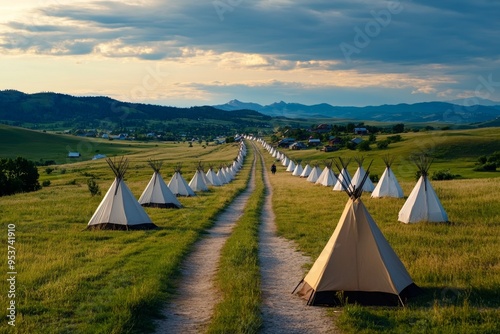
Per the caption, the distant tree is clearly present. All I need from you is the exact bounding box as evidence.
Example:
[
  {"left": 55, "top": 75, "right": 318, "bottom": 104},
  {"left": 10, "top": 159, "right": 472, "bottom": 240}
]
[
  {"left": 387, "top": 135, "right": 402, "bottom": 143},
  {"left": 357, "top": 141, "right": 371, "bottom": 151},
  {"left": 87, "top": 178, "right": 101, "bottom": 197},
  {"left": 346, "top": 123, "right": 355, "bottom": 133},
  {"left": 346, "top": 141, "right": 357, "bottom": 150},
  {"left": 369, "top": 133, "right": 377, "bottom": 143},
  {"left": 377, "top": 140, "right": 389, "bottom": 149},
  {"left": 0, "top": 157, "right": 41, "bottom": 196},
  {"left": 392, "top": 123, "right": 405, "bottom": 134},
  {"left": 431, "top": 170, "right": 459, "bottom": 180}
]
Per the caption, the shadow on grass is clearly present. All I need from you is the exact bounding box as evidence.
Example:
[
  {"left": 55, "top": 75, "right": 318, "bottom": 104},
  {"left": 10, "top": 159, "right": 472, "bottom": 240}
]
[{"left": 335, "top": 285, "right": 500, "bottom": 333}]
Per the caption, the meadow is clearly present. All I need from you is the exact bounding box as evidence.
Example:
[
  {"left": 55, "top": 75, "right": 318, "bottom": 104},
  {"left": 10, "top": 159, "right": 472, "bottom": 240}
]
[
  {"left": 259, "top": 129, "right": 500, "bottom": 333},
  {"left": 0, "top": 137, "right": 250, "bottom": 333},
  {"left": 0, "top": 126, "right": 499, "bottom": 333}
]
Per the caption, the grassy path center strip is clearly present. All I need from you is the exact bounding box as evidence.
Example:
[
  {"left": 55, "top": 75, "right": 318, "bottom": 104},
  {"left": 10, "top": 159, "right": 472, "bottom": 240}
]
[{"left": 207, "top": 141, "right": 265, "bottom": 333}]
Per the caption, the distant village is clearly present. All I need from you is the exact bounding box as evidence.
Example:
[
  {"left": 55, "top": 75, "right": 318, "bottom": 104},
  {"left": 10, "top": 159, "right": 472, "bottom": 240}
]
[{"left": 64, "top": 121, "right": 411, "bottom": 159}]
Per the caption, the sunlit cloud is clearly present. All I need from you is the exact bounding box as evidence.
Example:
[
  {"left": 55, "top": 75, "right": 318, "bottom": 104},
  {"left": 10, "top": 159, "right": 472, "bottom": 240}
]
[{"left": 0, "top": 1, "right": 499, "bottom": 106}]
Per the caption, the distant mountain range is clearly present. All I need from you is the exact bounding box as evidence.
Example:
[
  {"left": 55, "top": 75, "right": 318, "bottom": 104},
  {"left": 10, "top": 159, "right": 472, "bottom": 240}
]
[
  {"left": 213, "top": 99, "right": 500, "bottom": 124},
  {"left": 0, "top": 90, "right": 499, "bottom": 128},
  {"left": 0, "top": 90, "right": 271, "bottom": 133}
]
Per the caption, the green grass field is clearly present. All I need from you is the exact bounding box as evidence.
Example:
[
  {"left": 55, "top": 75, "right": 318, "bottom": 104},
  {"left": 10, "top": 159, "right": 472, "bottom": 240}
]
[
  {"left": 0, "top": 126, "right": 499, "bottom": 333},
  {"left": 259, "top": 140, "right": 500, "bottom": 333},
  {"left": 279, "top": 127, "right": 500, "bottom": 181},
  {"left": 0, "top": 132, "right": 250, "bottom": 333}
]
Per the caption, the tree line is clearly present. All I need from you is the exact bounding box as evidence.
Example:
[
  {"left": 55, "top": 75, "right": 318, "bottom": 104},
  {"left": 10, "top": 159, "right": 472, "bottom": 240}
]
[{"left": 0, "top": 157, "right": 41, "bottom": 197}]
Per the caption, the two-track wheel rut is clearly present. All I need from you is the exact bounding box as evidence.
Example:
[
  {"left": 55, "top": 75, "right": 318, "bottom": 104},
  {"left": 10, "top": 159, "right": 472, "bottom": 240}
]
[
  {"left": 155, "top": 142, "right": 338, "bottom": 333},
  {"left": 154, "top": 153, "right": 258, "bottom": 334},
  {"left": 255, "top": 144, "right": 338, "bottom": 334}
]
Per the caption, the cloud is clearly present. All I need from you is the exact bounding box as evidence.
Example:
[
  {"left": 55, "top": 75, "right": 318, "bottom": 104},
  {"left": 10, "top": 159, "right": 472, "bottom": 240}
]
[
  {"left": 2, "top": 1, "right": 499, "bottom": 66},
  {"left": 1, "top": 1, "right": 500, "bottom": 105}
]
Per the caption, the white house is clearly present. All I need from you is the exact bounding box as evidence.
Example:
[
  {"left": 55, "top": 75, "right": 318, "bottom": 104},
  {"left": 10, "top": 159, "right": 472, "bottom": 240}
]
[{"left": 68, "top": 152, "right": 81, "bottom": 158}]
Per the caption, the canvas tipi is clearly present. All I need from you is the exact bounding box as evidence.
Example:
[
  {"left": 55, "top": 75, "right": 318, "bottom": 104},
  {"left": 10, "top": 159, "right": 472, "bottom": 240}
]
[
  {"left": 333, "top": 157, "right": 352, "bottom": 191},
  {"left": 371, "top": 156, "right": 404, "bottom": 198},
  {"left": 306, "top": 164, "right": 321, "bottom": 183},
  {"left": 139, "top": 160, "right": 182, "bottom": 208},
  {"left": 217, "top": 165, "right": 229, "bottom": 184},
  {"left": 292, "top": 162, "right": 303, "bottom": 176},
  {"left": 88, "top": 157, "right": 157, "bottom": 230},
  {"left": 295, "top": 159, "right": 419, "bottom": 305},
  {"left": 300, "top": 163, "right": 312, "bottom": 178},
  {"left": 205, "top": 165, "right": 222, "bottom": 186},
  {"left": 168, "top": 164, "right": 196, "bottom": 197},
  {"left": 398, "top": 155, "right": 448, "bottom": 223},
  {"left": 315, "top": 160, "right": 337, "bottom": 186},
  {"left": 189, "top": 163, "right": 209, "bottom": 192},
  {"left": 351, "top": 156, "right": 375, "bottom": 192}
]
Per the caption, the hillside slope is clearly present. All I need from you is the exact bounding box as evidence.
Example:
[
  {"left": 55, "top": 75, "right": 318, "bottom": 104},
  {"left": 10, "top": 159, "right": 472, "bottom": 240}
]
[{"left": 0, "top": 90, "right": 271, "bottom": 130}]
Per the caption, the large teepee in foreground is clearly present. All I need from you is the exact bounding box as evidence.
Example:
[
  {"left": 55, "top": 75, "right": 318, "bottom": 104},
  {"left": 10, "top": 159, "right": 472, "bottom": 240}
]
[
  {"left": 295, "top": 158, "right": 419, "bottom": 306},
  {"left": 371, "top": 155, "right": 404, "bottom": 198},
  {"left": 88, "top": 157, "right": 157, "bottom": 230},
  {"left": 139, "top": 160, "right": 182, "bottom": 208},
  {"left": 398, "top": 155, "right": 448, "bottom": 223}
]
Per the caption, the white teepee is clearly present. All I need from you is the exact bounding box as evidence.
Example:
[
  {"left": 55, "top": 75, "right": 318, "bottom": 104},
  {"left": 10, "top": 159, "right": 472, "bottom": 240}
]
[
  {"left": 286, "top": 160, "right": 296, "bottom": 172},
  {"left": 295, "top": 159, "right": 419, "bottom": 306},
  {"left": 315, "top": 161, "right": 337, "bottom": 186},
  {"left": 189, "top": 168, "right": 209, "bottom": 192},
  {"left": 300, "top": 164, "right": 312, "bottom": 178},
  {"left": 398, "top": 155, "right": 448, "bottom": 223},
  {"left": 217, "top": 167, "right": 229, "bottom": 184},
  {"left": 333, "top": 158, "right": 352, "bottom": 191},
  {"left": 306, "top": 165, "right": 322, "bottom": 183},
  {"left": 292, "top": 162, "right": 303, "bottom": 176},
  {"left": 168, "top": 165, "right": 196, "bottom": 197},
  {"left": 206, "top": 167, "right": 222, "bottom": 186},
  {"left": 371, "top": 156, "right": 404, "bottom": 198},
  {"left": 88, "top": 157, "right": 157, "bottom": 230},
  {"left": 139, "top": 160, "right": 182, "bottom": 208},
  {"left": 351, "top": 156, "right": 375, "bottom": 192}
]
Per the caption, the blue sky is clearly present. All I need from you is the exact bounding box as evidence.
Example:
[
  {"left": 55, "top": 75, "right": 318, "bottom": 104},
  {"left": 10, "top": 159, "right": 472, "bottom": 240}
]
[{"left": 1, "top": 0, "right": 499, "bottom": 107}]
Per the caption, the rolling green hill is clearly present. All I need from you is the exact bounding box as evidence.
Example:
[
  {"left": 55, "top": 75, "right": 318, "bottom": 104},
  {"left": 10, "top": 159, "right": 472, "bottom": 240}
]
[
  {"left": 0, "top": 90, "right": 271, "bottom": 134},
  {"left": 0, "top": 124, "right": 153, "bottom": 163}
]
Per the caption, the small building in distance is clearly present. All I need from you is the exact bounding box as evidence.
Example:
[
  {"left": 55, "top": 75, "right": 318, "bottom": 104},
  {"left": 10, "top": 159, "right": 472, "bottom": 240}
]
[
  {"left": 354, "top": 127, "right": 368, "bottom": 135},
  {"left": 313, "top": 124, "right": 333, "bottom": 134},
  {"left": 68, "top": 152, "right": 81, "bottom": 158},
  {"left": 308, "top": 138, "right": 322, "bottom": 146},
  {"left": 278, "top": 138, "right": 296, "bottom": 148},
  {"left": 351, "top": 137, "right": 364, "bottom": 146},
  {"left": 290, "top": 142, "right": 307, "bottom": 150}
]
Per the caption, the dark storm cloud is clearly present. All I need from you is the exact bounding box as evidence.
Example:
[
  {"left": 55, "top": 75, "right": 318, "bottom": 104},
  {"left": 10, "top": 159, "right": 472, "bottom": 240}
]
[{"left": 2, "top": 0, "right": 499, "bottom": 66}]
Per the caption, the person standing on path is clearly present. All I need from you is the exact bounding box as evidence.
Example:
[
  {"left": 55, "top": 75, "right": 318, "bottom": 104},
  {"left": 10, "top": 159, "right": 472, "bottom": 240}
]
[{"left": 271, "top": 163, "right": 277, "bottom": 175}]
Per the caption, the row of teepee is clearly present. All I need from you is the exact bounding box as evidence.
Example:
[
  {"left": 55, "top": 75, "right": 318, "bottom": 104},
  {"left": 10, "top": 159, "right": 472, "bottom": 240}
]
[
  {"left": 259, "top": 140, "right": 448, "bottom": 224},
  {"left": 87, "top": 141, "right": 247, "bottom": 230},
  {"left": 253, "top": 137, "right": 421, "bottom": 306}
]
